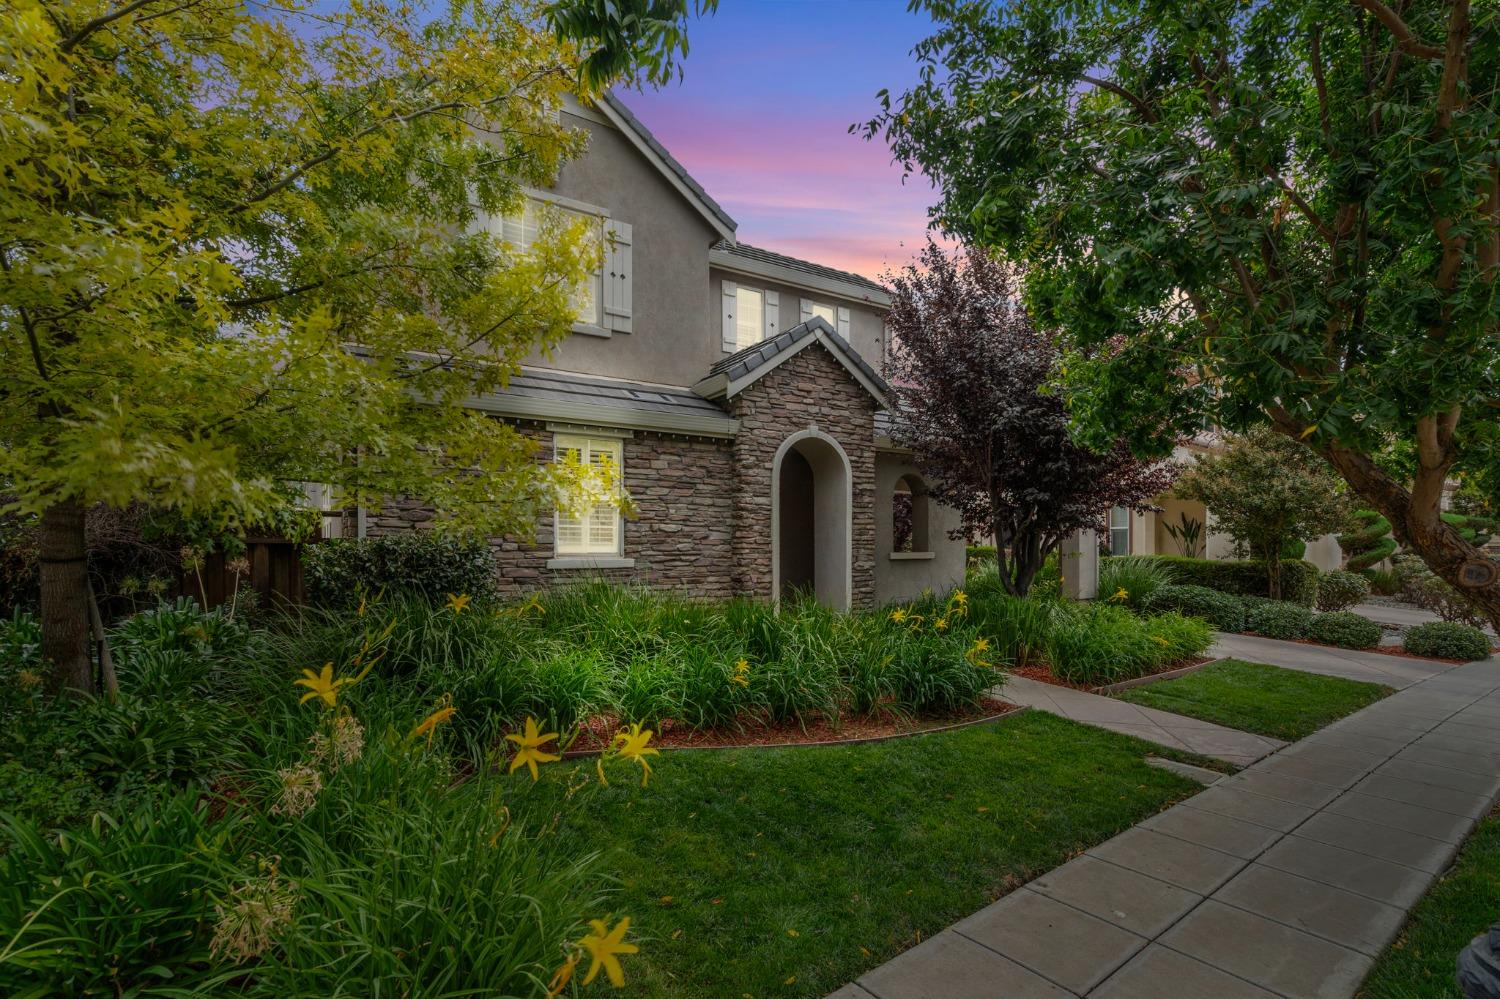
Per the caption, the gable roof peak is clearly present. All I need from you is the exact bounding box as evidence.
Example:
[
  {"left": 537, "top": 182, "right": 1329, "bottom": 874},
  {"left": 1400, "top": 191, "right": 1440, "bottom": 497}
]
[{"left": 696, "top": 317, "right": 889, "bottom": 408}]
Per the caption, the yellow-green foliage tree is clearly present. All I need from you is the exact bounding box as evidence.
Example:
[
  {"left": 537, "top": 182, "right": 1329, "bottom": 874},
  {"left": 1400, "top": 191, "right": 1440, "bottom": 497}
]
[{"left": 1, "top": 0, "right": 700, "bottom": 696}]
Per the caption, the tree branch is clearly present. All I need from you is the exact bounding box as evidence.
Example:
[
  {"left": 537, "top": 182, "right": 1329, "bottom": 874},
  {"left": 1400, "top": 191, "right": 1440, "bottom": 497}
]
[
  {"left": 1350, "top": 0, "right": 1445, "bottom": 59},
  {"left": 1078, "top": 74, "right": 1158, "bottom": 123},
  {"left": 59, "top": 0, "right": 167, "bottom": 53}
]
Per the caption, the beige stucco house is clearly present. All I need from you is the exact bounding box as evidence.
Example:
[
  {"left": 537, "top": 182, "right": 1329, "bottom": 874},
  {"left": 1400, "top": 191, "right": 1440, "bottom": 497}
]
[
  {"left": 1107, "top": 438, "right": 1344, "bottom": 571},
  {"left": 362, "top": 93, "right": 965, "bottom": 609}
]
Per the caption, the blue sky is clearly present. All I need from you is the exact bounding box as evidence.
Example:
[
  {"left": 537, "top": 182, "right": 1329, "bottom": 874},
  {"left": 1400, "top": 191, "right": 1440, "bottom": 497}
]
[{"left": 624, "top": 1, "right": 942, "bottom": 280}]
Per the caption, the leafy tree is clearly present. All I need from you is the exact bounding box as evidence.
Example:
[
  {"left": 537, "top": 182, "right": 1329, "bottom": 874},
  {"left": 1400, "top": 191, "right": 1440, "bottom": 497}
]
[
  {"left": 1, "top": 0, "right": 694, "bottom": 697},
  {"left": 884, "top": 243, "right": 1177, "bottom": 597},
  {"left": 863, "top": 0, "right": 1500, "bottom": 628},
  {"left": 1175, "top": 429, "right": 1352, "bottom": 598}
]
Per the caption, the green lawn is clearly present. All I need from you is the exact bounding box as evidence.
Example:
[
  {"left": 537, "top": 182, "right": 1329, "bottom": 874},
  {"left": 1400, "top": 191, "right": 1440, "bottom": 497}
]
[
  {"left": 1362, "top": 806, "right": 1500, "bottom": 998},
  {"left": 1114, "top": 658, "right": 1392, "bottom": 741},
  {"left": 538, "top": 710, "right": 1209, "bottom": 997}
]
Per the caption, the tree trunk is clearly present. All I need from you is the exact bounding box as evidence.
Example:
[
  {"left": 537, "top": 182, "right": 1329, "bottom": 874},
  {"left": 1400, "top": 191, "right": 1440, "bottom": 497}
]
[
  {"left": 1266, "top": 552, "right": 1283, "bottom": 601},
  {"left": 39, "top": 501, "right": 93, "bottom": 698},
  {"left": 1318, "top": 441, "right": 1500, "bottom": 633}
]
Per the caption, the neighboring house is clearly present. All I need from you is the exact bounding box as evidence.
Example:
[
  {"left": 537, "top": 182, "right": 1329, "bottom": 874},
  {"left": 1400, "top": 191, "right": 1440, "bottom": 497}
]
[
  {"left": 360, "top": 93, "right": 965, "bottom": 610},
  {"left": 1107, "top": 437, "right": 1344, "bottom": 571}
]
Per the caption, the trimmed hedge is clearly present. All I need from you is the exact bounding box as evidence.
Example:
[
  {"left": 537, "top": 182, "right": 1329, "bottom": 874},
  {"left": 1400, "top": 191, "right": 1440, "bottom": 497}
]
[
  {"left": 1246, "top": 601, "right": 1314, "bottom": 640},
  {"left": 1403, "top": 622, "right": 1491, "bottom": 662},
  {"left": 1132, "top": 555, "right": 1319, "bottom": 606},
  {"left": 1307, "top": 611, "right": 1382, "bottom": 650},
  {"left": 304, "top": 534, "right": 498, "bottom": 607},
  {"left": 1316, "top": 570, "right": 1372, "bottom": 612},
  {"left": 1142, "top": 584, "right": 1246, "bottom": 632}
]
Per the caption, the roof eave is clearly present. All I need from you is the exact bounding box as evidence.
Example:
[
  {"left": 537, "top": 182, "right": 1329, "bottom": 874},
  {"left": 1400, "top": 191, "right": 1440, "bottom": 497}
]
[{"left": 709, "top": 247, "right": 892, "bottom": 308}]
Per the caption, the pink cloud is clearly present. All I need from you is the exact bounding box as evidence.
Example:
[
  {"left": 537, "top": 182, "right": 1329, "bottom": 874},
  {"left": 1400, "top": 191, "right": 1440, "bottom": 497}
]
[{"left": 632, "top": 99, "right": 941, "bottom": 282}]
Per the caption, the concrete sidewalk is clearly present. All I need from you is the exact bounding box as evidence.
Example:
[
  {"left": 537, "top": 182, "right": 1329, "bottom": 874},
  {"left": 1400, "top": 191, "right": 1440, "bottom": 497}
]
[
  {"left": 833, "top": 657, "right": 1500, "bottom": 999},
  {"left": 1001, "top": 673, "right": 1285, "bottom": 767},
  {"left": 1211, "top": 632, "right": 1460, "bottom": 689}
]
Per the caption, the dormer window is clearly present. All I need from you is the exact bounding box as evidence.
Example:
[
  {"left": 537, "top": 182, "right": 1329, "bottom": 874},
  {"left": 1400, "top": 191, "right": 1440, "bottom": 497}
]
[{"left": 800, "top": 298, "right": 852, "bottom": 338}]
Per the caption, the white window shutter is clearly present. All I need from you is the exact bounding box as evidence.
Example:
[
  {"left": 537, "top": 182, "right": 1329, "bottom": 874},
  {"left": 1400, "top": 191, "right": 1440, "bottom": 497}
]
[
  {"left": 721, "top": 280, "right": 738, "bottom": 352},
  {"left": 836, "top": 305, "right": 851, "bottom": 338},
  {"left": 763, "top": 290, "right": 780, "bottom": 341},
  {"left": 800, "top": 298, "right": 814, "bottom": 323},
  {"left": 602, "top": 220, "right": 632, "bottom": 334}
]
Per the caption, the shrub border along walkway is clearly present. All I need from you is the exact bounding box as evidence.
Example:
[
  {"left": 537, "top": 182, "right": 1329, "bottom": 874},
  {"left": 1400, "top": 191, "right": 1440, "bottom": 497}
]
[{"left": 834, "top": 655, "right": 1500, "bottom": 999}]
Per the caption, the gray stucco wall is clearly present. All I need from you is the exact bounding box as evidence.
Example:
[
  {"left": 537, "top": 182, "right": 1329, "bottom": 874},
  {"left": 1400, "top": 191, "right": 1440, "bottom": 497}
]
[
  {"left": 710, "top": 267, "right": 887, "bottom": 376},
  {"left": 873, "top": 451, "right": 966, "bottom": 605},
  {"left": 520, "top": 111, "right": 724, "bottom": 387}
]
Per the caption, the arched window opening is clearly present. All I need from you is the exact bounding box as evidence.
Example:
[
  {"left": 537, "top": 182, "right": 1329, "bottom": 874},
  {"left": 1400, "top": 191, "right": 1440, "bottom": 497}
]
[{"left": 894, "top": 475, "right": 930, "bottom": 554}]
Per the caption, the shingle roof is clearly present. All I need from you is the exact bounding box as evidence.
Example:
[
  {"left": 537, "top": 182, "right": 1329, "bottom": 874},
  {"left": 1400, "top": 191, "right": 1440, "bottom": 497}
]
[
  {"left": 709, "top": 317, "right": 889, "bottom": 404},
  {"left": 600, "top": 92, "right": 738, "bottom": 237},
  {"left": 469, "top": 367, "right": 736, "bottom": 436},
  {"left": 711, "top": 240, "right": 888, "bottom": 295}
]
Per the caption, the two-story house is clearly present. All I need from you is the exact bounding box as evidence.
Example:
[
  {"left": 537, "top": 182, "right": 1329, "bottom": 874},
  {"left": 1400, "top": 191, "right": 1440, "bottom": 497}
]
[{"left": 362, "top": 92, "right": 966, "bottom": 610}]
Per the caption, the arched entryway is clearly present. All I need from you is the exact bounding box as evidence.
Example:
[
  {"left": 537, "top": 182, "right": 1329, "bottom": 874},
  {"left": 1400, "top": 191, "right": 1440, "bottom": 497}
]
[{"left": 772, "top": 429, "right": 852, "bottom": 610}]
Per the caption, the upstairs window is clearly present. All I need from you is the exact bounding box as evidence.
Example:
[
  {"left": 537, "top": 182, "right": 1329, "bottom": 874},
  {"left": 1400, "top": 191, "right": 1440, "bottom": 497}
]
[
  {"left": 735, "top": 286, "right": 764, "bottom": 348},
  {"left": 801, "top": 298, "right": 852, "bottom": 338},
  {"left": 554, "top": 434, "right": 623, "bottom": 556},
  {"left": 499, "top": 197, "right": 603, "bottom": 328},
  {"left": 809, "top": 301, "right": 838, "bottom": 327}
]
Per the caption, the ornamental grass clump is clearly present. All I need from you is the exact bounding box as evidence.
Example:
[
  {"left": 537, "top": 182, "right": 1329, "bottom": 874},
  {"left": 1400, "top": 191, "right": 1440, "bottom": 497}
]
[
  {"left": 1099, "top": 556, "right": 1178, "bottom": 609},
  {"left": 1043, "top": 605, "right": 1210, "bottom": 687}
]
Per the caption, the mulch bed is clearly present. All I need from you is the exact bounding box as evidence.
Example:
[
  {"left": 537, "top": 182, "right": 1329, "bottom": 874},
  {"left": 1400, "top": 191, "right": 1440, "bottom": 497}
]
[
  {"left": 1007, "top": 657, "right": 1214, "bottom": 692},
  {"left": 562, "top": 697, "right": 1020, "bottom": 754}
]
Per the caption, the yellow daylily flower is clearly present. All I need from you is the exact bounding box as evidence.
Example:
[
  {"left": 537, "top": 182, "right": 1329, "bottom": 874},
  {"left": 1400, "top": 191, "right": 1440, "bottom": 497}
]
[
  {"left": 965, "top": 637, "right": 991, "bottom": 664},
  {"left": 729, "top": 658, "right": 750, "bottom": 688},
  {"left": 580, "top": 917, "right": 638, "bottom": 987},
  {"left": 546, "top": 955, "right": 577, "bottom": 997},
  {"left": 1108, "top": 587, "right": 1130, "bottom": 603},
  {"left": 505, "top": 717, "right": 560, "bottom": 780},
  {"left": 888, "top": 608, "right": 908, "bottom": 624},
  {"left": 612, "top": 723, "right": 660, "bottom": 786},
  {"left": 294, "top": 662, "right": 350, "bottom": 708},
  {"left": 934, "top": 617, "right": 949, "bottom": 630},
  {"left": 1300, "top": 425, "right": 1318, "bottom": 439},
  {"left": 446, "top": 592, "right": 472, "bottom": 615},
  {"left": 408, "top": 698, "right": 457, "bottom": 747}
]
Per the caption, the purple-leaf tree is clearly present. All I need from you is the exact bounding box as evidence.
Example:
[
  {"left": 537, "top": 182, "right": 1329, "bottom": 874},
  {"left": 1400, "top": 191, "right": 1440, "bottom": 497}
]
[{"left": 886, "top": 243, "right": 1177, "bottom": 597}]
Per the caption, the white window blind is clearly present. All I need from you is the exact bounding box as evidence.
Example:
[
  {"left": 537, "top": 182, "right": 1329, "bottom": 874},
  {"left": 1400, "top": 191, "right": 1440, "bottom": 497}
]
[
  {"left": 735, "top": 286, "right": 764, "bottom": 348},
  {"left": 499, "top": 198, "right": 602, "bottom": 327},
  {"left": 809, "top": 301, "right": 837, "bottom": 327},
  {"left": 555, "top": 434, "right": 623, "bottom": 556},
  {"left": 1109, "top": 506, "right": 1131, "bottom": 557}
]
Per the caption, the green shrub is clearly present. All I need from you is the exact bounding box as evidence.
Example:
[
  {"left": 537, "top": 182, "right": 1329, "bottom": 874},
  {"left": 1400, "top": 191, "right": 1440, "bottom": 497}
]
[
  {"left": 1363, "top": 567, "right": 1401, "bottom": 595},
  {"left": 1393, "top": 554, "right": 1487, "bottom": 627},
  {"left": 1143, "top": 612, "right": 1214, "bottom": 663},
  {"left": 303, "top": 533, "right": 497, "bottom": 607},
  {"left": 1307, "top": 611, "right": 1382, "bottom": 649},
  {"left": 1403, "top": 622, "right": 1491, "bottom": 662},
  {"left": 1099, "top": 556, "right": 1178, "bottom": 609},
  {"left": 1316, "top": 570, "right": 1371, "bottom": 612},
  {"left": 966, "top": 544, "right": 997, "bottom": 564},
  {"left": 1339, "top": 509, "right": 1396, "bottom": 572},
  {"left": 1129, "top": 555, "right": 1319, "bottom": 605},
  {"left": 1142, "top": 584, "right": 1247, "bottom": 631},
  {"left": 1246, "top": 600, "right": 1314, "bottom": 640}
]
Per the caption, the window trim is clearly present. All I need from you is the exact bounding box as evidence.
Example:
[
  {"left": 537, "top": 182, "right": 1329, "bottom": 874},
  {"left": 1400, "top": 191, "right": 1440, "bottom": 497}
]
[{"left": 553, "top": 434, "right": 625, "bottom": 558}]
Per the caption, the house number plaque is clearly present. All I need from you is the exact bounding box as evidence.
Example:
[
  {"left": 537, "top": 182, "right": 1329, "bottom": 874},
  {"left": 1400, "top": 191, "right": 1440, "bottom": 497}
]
[{"left": 1457, "top": 558, "right": 1499, "bottom": 589}]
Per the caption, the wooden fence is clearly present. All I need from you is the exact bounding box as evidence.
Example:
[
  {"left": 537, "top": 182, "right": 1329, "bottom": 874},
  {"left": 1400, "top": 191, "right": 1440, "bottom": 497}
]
[{"left": 177, "top": 536, "right": 311, "bottom": 612}]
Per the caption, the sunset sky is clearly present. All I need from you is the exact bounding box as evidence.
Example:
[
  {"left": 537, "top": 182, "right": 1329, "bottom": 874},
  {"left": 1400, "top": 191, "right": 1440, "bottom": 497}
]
[{"left": 625, "top": 1, "right": 942, "bottom": 282}]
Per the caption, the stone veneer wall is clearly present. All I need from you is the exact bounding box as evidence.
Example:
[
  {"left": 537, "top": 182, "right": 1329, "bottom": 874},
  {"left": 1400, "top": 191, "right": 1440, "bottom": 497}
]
[
  {"left": 363, "top": 423, "right": 737, "bottom": 600},
  {"left": 728, "top": 343, "right": 879, "bottom": 608}
]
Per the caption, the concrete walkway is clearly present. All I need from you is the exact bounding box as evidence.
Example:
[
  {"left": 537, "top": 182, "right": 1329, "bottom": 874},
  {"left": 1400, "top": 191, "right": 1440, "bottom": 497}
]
[
  {"left": 1211, "top": 632, "right": 1461, "bottom": 689},
  {"left": 1002, "top": 673, "right": 1285, "bottom": 766},
  {"left": 833, "top": 657, "right": 1500, "bottom": 999}
]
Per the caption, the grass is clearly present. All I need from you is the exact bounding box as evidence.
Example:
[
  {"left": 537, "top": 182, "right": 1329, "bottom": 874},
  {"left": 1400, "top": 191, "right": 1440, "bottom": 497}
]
[
  {"left": 1115, "top": 658, "right": 1392, "bottom": 741},
  {"left": 1362, "top": 805, "right": 1500, "bottom": 998},
  {"left": 538, "top": 710, "right": 1208, "bottom": 997}
]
